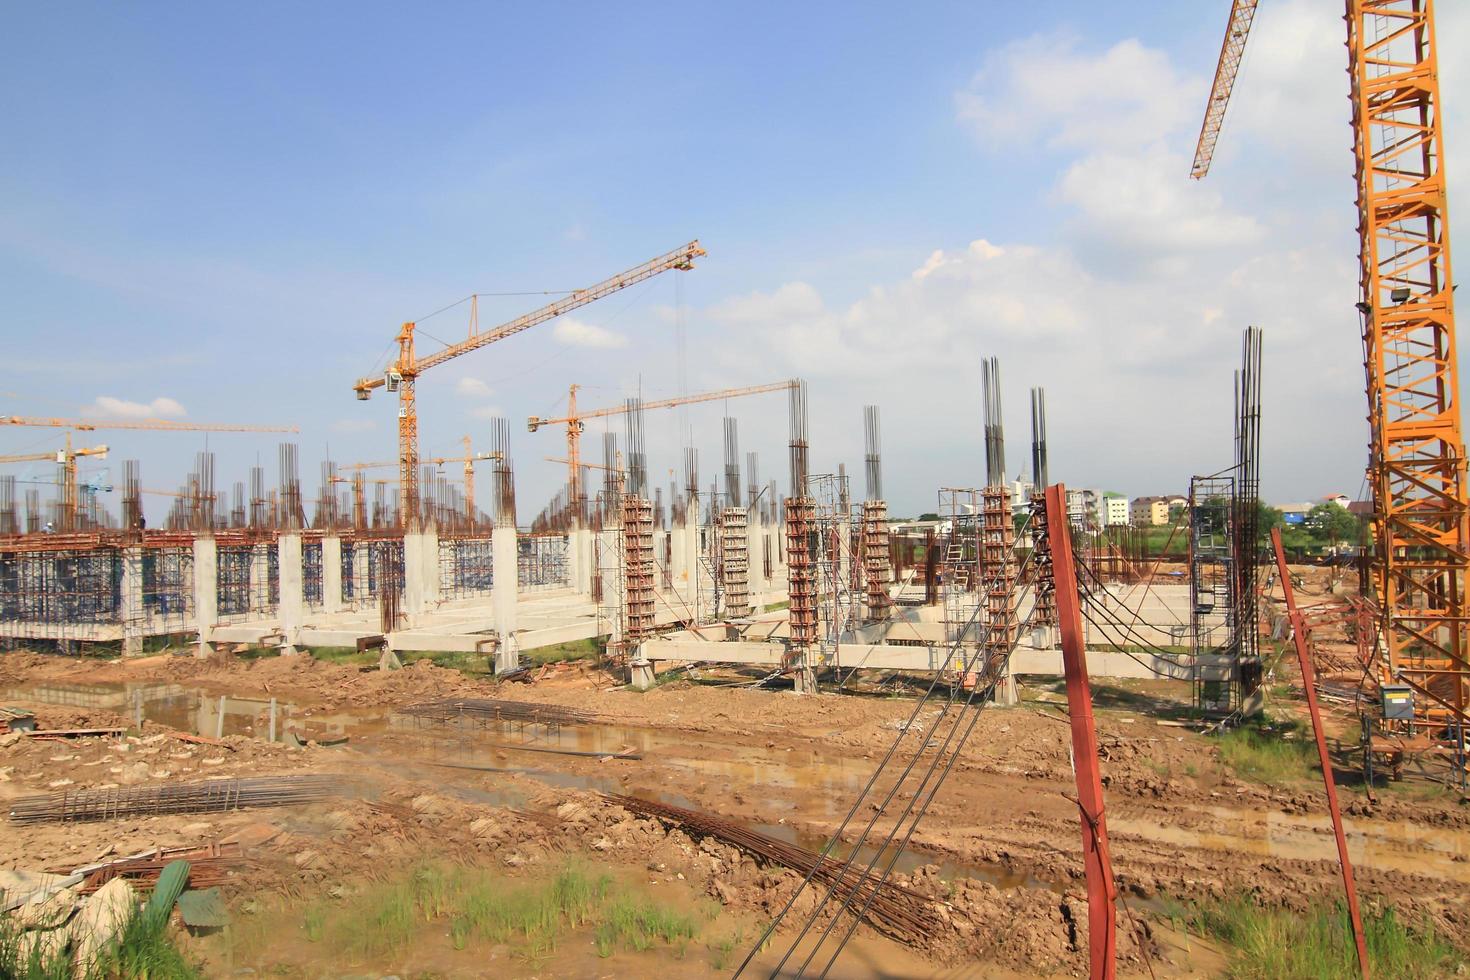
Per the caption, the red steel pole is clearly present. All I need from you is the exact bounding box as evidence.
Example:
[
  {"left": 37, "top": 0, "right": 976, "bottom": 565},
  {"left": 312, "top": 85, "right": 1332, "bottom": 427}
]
[
  {"left": 1270, "top": 527, "right": 1370, "bottom": 978},
  {"left": 1045, "top": 483, "right": 1117, "bottom": 980}
]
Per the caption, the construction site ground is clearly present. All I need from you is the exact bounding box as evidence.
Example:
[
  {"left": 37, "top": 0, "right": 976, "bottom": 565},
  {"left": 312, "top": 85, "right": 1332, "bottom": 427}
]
[{"left": 1, "top": 636, "right": 1467, "bottom": 978}]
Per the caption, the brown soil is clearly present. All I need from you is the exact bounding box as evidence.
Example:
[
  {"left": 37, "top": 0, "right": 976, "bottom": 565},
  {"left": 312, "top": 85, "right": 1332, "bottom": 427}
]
[{"left": 3, "top": 647, "right": 1468, "bottom": 978}]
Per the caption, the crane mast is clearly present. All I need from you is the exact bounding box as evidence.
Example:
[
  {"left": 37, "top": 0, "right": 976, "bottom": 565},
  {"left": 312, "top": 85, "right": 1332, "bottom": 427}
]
[
  {"left": 1192, "top": 0, "right": 1467, "bottom": 737},
  {"left": 352, "top": 241, "right": 705, "bottom": 527},
  {"left": 1348, "top": 0, "right": 1467, "bottom": 729}
]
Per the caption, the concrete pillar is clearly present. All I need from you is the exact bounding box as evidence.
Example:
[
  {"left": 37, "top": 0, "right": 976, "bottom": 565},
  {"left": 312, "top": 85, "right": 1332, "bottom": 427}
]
[
  {"left": 277, "top": 533, "right": 304, "bottom": 654},
  {"left": 248, "top": 542, "right": 271, "bottom": 616},
  {"left": 747, "top": 514, "right": 766, "bottom": 598},
  {"left": 352, "top": 541, "right": 370, "bottom": 609},
  {"left": 670, "top": 522, "right": 688, "bottom": 591},
  {"left": 492, "top": 523, "right": 519, "bottom": 673},
  {"left": 421, "top": 524, "right": 440, "bottom": 609},
  {"left": 630, "top": 655, "right": 656, "bottom": 691},
  {"left": 120, "top": 545, "right": 144, "bottom": 658},
  {"left": 192, "top": 537, "right": 218, "bottom": 659},
  {"left": 321, "top": 536, "right": 343, "bottom": 614},
  {"left": 684, "top": 503, "right": 700, "bottom": 615},
  {"left": 793, "top": 656, "right": 818, "bottom": 695},
  {"left": 402, "top": 531, "right": 428, "bottom": 622},
  {"left": 571, "top": 528, "right": 594, "bottom": 597}
]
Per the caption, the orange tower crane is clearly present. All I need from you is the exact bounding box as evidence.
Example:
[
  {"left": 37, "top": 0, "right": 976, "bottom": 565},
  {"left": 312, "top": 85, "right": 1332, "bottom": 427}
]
[
  {"left": 0, "top": 434, "right": 109, "bottom": 532},
  {"left": 1191, "top": 3, "right": 1467, "bottom": 737},
  {"left": 527, "top": 379, "right": 799, "bottom": 506},
  {"left": 351, "top": 241, "right": 705, "bottom": 527}
]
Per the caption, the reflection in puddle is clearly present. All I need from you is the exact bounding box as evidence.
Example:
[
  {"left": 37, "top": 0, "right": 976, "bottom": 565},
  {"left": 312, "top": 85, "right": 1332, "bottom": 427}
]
[{"left": 1110, "top": 806, "right": 1470, "bottom": 884}]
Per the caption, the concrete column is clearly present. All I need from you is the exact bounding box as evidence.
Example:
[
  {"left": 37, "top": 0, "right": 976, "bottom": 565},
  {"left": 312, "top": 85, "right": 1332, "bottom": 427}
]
[
  {"left": 571, "top": 528, "right": 594, "bottom": 597},
  {"left": 670, "top": 522, "right": 688, "bottom": 592},
  {"left": 402, "top": 532, "right": 426, "bottom": 622},
  {"left": 747, "top": 514, "right": 766, "bottom": 599},
  {"left": 352, "top": 541, "right": 370, "bottom": 609},
  {"left": 684, "top": 503, "right": 700, "bottom": 615},
  {"left": 277, "top": 533, "right": 304, "bottom": 654},
  {"left": 321, "top": 535, "right": 343, "bottom": 614},
  {"left": 120, "top": 546, "right": 144, "bottom": 658},
  {"left": 492, "top": 523, "right": 519, "bottom": 673},
  {"left": 630, "top": 653, "right": 655, "bottom": 691},
  {"left": 192, "top": 536, "right": 218, "bottom": 659},
  {"left": 248, "top": 542, "right": 271, "bottom": 616},
  {"left": 421, "top": 524, "right": 440, "bottom": 609}
]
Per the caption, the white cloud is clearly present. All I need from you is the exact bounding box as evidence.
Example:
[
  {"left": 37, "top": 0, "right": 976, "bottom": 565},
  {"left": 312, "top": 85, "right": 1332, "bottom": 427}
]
[
  {"left": 553, "top": 317, "right": 627, "bottom": 349},
  {"left": 707, "top": 16, "right": 1409, "bottom": 503},
  {"left": 330, "top": 418, "right": 376, "bottom": 434},
  {"left": 455, "top": 377, "right": 493, "bottom": 398},
  {"left": 955, "top": 34, "right": 1198, "bottom": 153},
  {"left": 84, "top": 395, "right": 186, "bottom": 419}
]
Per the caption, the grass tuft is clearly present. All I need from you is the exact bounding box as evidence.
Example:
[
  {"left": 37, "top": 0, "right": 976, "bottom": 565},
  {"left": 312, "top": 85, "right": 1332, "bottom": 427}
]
[
  {"left": 1190, "top": 894, "right": 1463, "bottom": 979},
  {"left": 1214, "top": 721, "right": 1317, "bottom": 784}
]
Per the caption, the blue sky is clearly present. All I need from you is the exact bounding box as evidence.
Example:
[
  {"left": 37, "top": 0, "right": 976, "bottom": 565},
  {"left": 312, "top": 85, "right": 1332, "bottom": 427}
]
[{"left": 4, "top": 2, "right": 1467, "bottom": 520}]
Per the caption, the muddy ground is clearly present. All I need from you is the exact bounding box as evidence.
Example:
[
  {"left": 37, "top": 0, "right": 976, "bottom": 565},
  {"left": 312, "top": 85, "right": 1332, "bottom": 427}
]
[{"left": 1, "top": 641, "right": 1467, "bottom": 978}]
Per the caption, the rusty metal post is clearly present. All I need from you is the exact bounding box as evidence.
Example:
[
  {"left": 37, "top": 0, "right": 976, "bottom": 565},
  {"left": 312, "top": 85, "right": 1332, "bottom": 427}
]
[
  {"left": 1044, "top": 483, "right": 1116, "bottom": 980},
  {"left": 1270, "top": 527, "right": 1370, "bottom": 978}
]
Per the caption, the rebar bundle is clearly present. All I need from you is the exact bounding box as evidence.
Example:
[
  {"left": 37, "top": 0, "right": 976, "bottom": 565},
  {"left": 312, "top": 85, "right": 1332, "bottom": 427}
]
[
  {"left": 788, "top": 380, "right": 809, "bottom": 498},
  {"left": 981, "top": 357, "right": 1005, "bottom": 487},
  {"left": 1030, "top": 387, "right": 1048, "bottom": 490},
  {"left": 624, "top": 398, "right": 648, "bottom": 499},
  {"left": 1233, "top": 326, "right": 1263, "bottom": 666},
  {"left": 746, "top": 452, "right": 760, "bottom": 514},
  {"left": 604, "top": 794, "right": 934, "bottom": 946},
  {"left": 490, "top": 417, "right": 516, "bottom": 527},
  {"left": 863, "top": 405, "right": 882, "bottom": 502},
  {"left": 723, "top": 417, "right": 741, "bottom": 507},
  {"left": 7, "top": 774, "right": 341, "bottom": 825}
]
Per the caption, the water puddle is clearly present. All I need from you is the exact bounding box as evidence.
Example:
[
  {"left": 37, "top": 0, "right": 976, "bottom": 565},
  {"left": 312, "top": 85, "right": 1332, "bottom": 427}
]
[
  {"left": 7, "top": 679, "right": 1044, "bottom": 894},
  {"left": 1110, "top": 805, "right": 1470, "bottom": 884}
]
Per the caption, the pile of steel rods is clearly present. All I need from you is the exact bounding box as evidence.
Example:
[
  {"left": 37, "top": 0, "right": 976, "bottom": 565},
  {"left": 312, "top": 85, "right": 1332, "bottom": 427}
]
[
  {"left": 602, "top": 793, "right": 934, "bottom": 945},
  {"left": 8, "top": 774, "right": 341, "bottom": 824},
  {"left": 399, "top": 697, "right": 595, "bottom": 726}
]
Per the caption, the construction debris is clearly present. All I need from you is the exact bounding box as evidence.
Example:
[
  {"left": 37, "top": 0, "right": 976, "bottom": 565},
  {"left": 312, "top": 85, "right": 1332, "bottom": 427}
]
[{"left": 7, "top": 774, "right": 341, "bottom": 824}]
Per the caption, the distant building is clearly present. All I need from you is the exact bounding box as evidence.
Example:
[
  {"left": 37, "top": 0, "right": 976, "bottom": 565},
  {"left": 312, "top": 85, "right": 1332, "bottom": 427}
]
[
  {"left": 1277, "top": 502, "right": 1313, "bottom": 525},
  {"left": 1323, "top": 493, "right": 1351, "bottom": 508},
  {"left": 1131, "top": 496, "right": 1171, "bottom": 526},
  {"left": 1103, "top": 496, "right": 1130, "bottom": 527}
]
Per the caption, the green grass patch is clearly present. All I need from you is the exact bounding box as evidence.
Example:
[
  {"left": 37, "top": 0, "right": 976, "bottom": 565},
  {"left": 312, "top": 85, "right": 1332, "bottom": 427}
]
[
  {"left": 1214, "top": 721, "right": 1317, "bottom": 784},
  {"left": 241, "top": 861, "right": 701, "bottom": 968},
  {"left": 1189, "top": 894, "right": 1463, "bottom": 979},
  {"left": 524, "top": 637, "right": 605, "bottom": 665},
  {"left": 594, "top": 894, "right": 697, "bottom": 957}
]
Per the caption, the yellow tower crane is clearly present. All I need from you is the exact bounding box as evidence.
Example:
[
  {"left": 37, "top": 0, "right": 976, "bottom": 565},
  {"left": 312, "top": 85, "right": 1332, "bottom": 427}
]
[
  {"left": 351, "top": 241, "right": 705, "bottom": 526},
  {"left": 1190, "top": 0, "right": 1467, "bottom": 743},
  {"left": 527, "top": 379, "right": 799, "bottom": 505},
  {"left": 0, "top": 434, "right": 109, "bottom": 532},
  {"left": 0, "top": 417, "right": 295, "bottom": 531}
]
